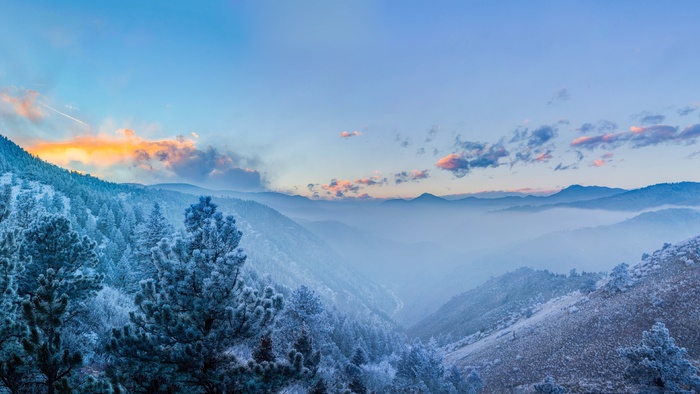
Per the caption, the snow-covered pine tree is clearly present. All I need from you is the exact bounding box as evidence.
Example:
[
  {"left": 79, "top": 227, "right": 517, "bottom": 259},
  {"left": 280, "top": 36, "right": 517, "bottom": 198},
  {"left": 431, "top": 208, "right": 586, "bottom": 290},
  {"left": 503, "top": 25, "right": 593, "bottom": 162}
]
[
  {"left": 18, "top": 214, "right": 104, "bottom": 394},
  {"left": 0, "top": 183, "right": 11, "bottom": 223},
  {"left": 619, "top": 321, "right": 700, "bottom": 393},
  {"left": 605, "top": 262, "right": 633, "bottom": 293},
  {"left": 0, "top": 201, "right": 29, "bottom": 393},
  {"left": 131, "top": 202, "right": 172, "bottom": 285},
  {"left": 109, "top": 196, "right": 283, "bottom": 393}
]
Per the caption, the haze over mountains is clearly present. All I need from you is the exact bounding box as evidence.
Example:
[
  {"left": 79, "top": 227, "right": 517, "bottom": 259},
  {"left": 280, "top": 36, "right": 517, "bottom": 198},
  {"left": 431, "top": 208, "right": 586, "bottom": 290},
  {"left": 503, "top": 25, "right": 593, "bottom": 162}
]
[
  {"left": 3, "top": 132, "right": 700, "bottom": 392},
  {"left": 150, "top": 179, "right": 700, "bottom": 325}
]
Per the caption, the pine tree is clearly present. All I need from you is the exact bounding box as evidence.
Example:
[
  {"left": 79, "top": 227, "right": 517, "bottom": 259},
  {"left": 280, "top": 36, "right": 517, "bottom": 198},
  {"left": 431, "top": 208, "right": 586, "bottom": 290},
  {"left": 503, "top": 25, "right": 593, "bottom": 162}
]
[
  {"left": 132, "top": 203, "right": 172, "bottom": 284},
  {"left": 289, "top": 324, "right": 321, "bottom": 378},
  {"left": 110, "top": 196, "right": 283, "bottom": 393},
  {"left": 0, "top": 183, "right": 11, "bottom": 223},
  {"left": 605, "top": 262, "right": 632, "bottom": 293},
  {"left": 253, "top": 335, "right": 276, "bottom": 363},
  {"left": 0, "top": 213, "right": 29, "bottom": 393},
  {"left": 393, "top": 339, "right": 452, "bottom": 393},
  {"left": 18, "top": 215, "right": 103, "bottom": 394},
  {"left": 619, "top": 322, "right": 700, "bottom": 393}
]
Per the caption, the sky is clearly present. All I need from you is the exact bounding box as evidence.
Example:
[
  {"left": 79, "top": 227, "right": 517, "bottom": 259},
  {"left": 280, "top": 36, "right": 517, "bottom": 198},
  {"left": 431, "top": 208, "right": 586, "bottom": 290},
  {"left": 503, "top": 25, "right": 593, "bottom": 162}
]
[{"left": 1, "top": 0, "right": 700, "bottom": 199}]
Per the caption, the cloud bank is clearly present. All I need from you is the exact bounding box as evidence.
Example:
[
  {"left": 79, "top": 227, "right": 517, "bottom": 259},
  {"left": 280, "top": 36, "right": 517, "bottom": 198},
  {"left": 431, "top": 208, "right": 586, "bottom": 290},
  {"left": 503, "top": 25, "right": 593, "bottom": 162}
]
[{"left": 27, "top": 129, "right": 265, "bottom": 191}]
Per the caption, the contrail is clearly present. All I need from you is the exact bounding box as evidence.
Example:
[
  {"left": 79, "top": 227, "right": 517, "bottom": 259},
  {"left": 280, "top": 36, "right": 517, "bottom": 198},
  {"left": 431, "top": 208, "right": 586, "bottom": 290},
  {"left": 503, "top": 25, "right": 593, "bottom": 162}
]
[{"left": 39, "top": 101, "right": 90, "bottom": 128}]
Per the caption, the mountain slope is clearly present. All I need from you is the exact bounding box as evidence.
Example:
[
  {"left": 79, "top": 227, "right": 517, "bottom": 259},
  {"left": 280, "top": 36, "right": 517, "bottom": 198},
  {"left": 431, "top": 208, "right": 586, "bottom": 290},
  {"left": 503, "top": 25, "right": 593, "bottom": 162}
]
[
  {"left": 408, "top": 268, "right": 601, "bottom": 342},
  {"left": 384, "top": 185, "right": 626, "bottom": 210},
  {"left": 402, "top": 207, "right": 700, "bottom": 326},
  {"left": 0, "top": 134, "right": 398, "bottom": 318},
  {"left": 509, "top": 182, "right": 700, "bottom": 212},
  {"left": 445, "top": 237, "right": 700, "bottom": 393}
]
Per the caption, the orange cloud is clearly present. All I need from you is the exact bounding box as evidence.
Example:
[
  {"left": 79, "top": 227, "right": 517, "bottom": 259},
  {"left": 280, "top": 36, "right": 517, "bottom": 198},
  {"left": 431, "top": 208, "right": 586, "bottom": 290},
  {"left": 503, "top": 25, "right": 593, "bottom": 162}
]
[
  {"left": 1, "top": 89, "right": 45, "bottom": 121},
  {"left": 592, "top": 159, "right": 606, "bottom": 167},
  {"left": 27, "top": 129, "right": 195, "bottom": 169},
  {"left": 27, "top": 129, "right": 264, "bottom": 190},
  {"left": 435, "top": 153, "right": 468, "bottom": 170},
  {"left": 321, "top": 179, "right": 360, "bottom": 197},
  {"left": 340, "top": 130, "right": 362, "bottom": 138},
  {"left": 354, "top": 176, "right": 387, "bottom": 186}
]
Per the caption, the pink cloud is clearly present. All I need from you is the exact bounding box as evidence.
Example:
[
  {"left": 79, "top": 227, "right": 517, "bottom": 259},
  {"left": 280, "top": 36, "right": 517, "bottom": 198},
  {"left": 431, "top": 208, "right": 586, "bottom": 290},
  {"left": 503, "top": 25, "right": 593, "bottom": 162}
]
[
  {"left": 1, "top": 89, "right": 45, "bottom": 121},
  {"left": 340, "top": 130, "right": 363, "bottom": 138},
  {"left": 435, "top": 153, "right": 468, "bottom": 170}
]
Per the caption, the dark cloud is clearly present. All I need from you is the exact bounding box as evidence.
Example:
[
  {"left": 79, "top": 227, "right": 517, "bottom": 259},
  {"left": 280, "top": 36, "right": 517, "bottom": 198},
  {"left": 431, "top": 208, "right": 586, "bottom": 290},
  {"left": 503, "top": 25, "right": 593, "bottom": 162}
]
[
  {"left": 678, "top": 106, "right": 697, "bottom": 117},
  {"left": 355, "top": 176, "right": 388, "bottom": 187},
  {"left": 640, "top": 114, "right": 665, "bottom": 125},
  {"left": 508, "top": 124, "right": 560, "bottom": 166},
  {"left": 678, "top": 124, "right": 700, "bottom": 140},
  {"left": 571, "top": 124, "right": 700, "bottom": 150},
  {"left": 416, "top": 147, "right": 425, "bottom": 156},
  {"left": 547, "top": 88, "right": 570, "bottom": 106},
  {"left": 577, "top": 123, "right": 596, "bottom": 134},
  {"left": 554, "top": 162, "right": 577, "bottom": 171},
  {"left": 528, "top": 126, "right": 557, "bottom": 148},
  {"left": 394, "top": 169, "right": 430, "bottom": 184},
  {"left": 149, "top": 141, "right": 265, "bottom": 191},
  {"left": 436, "top": 143, "right": 508, "bottom": 177},
  {"left": 395, "top": 134, "right": 411, "bottom": 148},
  {"left": 425, "top": 126, "right": 439, "bottom": 142},
  {"left": 575, "top": 120, "right": 618, "bottom": 134}
]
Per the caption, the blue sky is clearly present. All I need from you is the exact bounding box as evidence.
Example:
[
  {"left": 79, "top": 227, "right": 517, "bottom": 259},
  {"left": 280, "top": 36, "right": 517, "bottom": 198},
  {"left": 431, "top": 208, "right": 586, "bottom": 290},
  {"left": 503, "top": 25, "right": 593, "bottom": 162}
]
[{"left": 1, "top": 1, "right": 700, "bottom": 198}]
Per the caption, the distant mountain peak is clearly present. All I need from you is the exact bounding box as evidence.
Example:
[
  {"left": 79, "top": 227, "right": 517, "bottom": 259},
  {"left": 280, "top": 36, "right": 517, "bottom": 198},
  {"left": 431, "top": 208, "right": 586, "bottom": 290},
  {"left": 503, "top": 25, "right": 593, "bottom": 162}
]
[{"left": 413, "top": 192, "right": 445, "bottom": 201}]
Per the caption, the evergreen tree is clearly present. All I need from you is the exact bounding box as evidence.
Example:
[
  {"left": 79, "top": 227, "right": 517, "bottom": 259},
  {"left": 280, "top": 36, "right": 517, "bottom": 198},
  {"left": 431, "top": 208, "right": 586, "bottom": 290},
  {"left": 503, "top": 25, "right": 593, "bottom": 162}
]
[
  {"left": 132, "top": 203, "right": 172, "bottom": 283},
  {"left": 293, "top": 325, "right": 321, "bottom": 376},
  {"left": 446, "top": 366, "right": 482, "bottom": 394},
  {"left": 0, "top": 214, "right": 29, "bottom": 393},
  {"left": 110, "top": 197, "right": 283, "bottom": 393},
  {"left": 0, "top": 183, "right": 11, "bottom": 223},
  {"left": 605, "top": 262, "right": 632, "bottom": 293},
  {"left": 253, "top": 335, "right": 276, "bottom": 363},
  {"left": 393, "top": 340, "right": 444, "bottom": 393},
  {"left": 18, "top": 215, "right": 103, "bottom": 394},
  {"left": 619, "top": 322, "right": 700, "bottom": 393}
]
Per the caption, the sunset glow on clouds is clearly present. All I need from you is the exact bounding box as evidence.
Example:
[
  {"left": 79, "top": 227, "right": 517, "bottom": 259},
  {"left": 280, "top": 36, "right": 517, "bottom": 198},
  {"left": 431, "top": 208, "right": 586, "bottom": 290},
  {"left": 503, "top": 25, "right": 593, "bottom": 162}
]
[
  {"left": 340, "top": 131, "right": 362, "bottom": 138},
  {"left": 3, "top": 2, "right": 700, "bottom": 199},
  {"left": 1, "top": 89, "right": 45, "bottom": 121},
  {"left": 26, "top": 129, "right": 264, "bottom": 190}
]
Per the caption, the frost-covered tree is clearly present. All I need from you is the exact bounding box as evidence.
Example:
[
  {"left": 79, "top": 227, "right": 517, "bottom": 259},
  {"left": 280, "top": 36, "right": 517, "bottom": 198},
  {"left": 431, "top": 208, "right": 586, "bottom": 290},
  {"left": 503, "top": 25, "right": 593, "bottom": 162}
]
[
  {"left": 132, "top": 202, "right": 172, "bottom": 284},
  {"left": 619, "top": 322, "right": 700, "bottom": 393},
  {"left": 605, "top": 262, "right": 633, "bottom": 293},
  {"left": 0, "top": 183, "right": 11, "bottom": 223},
  {"left": 393, "top": 339, "right": 450, "bottom": 393},
  {"left": 534, "top": 376, "right": 566, "bottom": 393},
  {"left": 446, "top": 366, "right": 482, "bottom": 394},
  {"left": 109, "top": 196, "right": 283, "bottom": 393},
  {"left": 579, "top": 277, "right": 597, "bottom": 294},
  {"left": 0, "top": 210, "right": 29, "bottom": 393},
  {"left": 18, "top": 214, "right": 104, "bottom": 394},
  {"left": 13, "top": 190, "right": 41, "bottom": 229}
]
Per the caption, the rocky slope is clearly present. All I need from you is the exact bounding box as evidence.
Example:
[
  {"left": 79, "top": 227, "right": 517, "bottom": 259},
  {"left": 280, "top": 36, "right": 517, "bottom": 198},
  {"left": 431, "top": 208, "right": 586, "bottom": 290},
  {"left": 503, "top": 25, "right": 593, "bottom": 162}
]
[{"left": 445, "top": 236, "right": 700, "bottom": 393}]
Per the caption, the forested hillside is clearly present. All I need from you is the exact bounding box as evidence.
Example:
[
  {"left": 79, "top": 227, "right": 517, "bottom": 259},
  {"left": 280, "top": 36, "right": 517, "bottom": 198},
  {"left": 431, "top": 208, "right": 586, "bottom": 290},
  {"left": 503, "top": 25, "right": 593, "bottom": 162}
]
[
  {"left": 0, "top": 134, "right": 397, "bottom": 318},
  {"left": 0, "top": 134, "right": 482, "bottom": 392}
]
